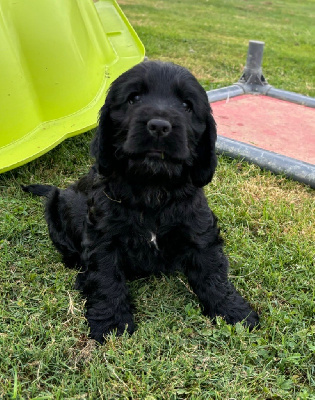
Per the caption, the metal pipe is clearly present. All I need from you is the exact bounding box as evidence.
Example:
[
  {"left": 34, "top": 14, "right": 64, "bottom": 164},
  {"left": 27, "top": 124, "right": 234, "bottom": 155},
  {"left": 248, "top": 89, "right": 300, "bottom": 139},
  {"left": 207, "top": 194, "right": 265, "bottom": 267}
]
[
  {"left": 207, "top": 85, "right": 244, "bottom": 103},
  {"left": 216, "top": 136, "right": 315, "bottom": 188},
  {"left": 239, "top": 40, "right": 268, "bottom": 85}
]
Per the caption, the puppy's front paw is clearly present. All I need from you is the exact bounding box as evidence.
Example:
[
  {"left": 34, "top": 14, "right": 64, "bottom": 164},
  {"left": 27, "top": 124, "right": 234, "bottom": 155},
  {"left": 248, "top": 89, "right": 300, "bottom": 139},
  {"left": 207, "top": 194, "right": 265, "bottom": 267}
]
[
  {"left": 224, "top": 308, "right": 259, "bottom": 331},
  {"left": 213, "top": 289, "right": 259, "bottom": 331},
  {"left": 87, "top": 313, "right": 135, "bottom": 343}
]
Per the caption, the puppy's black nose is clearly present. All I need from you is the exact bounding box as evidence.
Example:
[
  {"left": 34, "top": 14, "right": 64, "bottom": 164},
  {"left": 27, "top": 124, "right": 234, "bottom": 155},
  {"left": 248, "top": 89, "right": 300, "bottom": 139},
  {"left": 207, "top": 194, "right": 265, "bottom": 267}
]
[{"left": 147, "top": 119, "right": 172, "bottom": 138}]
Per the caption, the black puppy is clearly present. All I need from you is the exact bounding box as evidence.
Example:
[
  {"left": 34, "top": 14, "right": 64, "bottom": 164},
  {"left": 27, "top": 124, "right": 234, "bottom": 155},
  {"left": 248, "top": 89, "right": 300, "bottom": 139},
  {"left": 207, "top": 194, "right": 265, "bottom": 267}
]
[{"left": 23, "top": 61, "right": 259, "bottom": 342}]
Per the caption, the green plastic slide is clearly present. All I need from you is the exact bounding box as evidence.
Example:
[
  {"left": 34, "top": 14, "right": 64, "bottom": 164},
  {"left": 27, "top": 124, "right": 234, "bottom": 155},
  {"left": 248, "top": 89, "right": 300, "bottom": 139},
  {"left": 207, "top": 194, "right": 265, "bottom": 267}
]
[{"left": 0, "top": 0, "right": 145, "bottom": 173}]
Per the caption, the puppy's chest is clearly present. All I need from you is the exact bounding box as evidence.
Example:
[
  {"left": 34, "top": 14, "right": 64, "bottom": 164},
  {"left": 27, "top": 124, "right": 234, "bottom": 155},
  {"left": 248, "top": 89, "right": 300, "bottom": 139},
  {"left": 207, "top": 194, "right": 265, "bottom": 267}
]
[
  {"left": 114, "top": 211, "right": 161, "bottom": 252},
  {"left": 104, "top": 206, "right": 196, "bottom": 261},
  {"left": 129, "top": 219, "right": 161, "bottom": 252},
  {"left": 122, "top": 214, "right": 192, "bottom": 258},
  {"left": 126, "top": 227, "right": 171, "bottom": 271}
]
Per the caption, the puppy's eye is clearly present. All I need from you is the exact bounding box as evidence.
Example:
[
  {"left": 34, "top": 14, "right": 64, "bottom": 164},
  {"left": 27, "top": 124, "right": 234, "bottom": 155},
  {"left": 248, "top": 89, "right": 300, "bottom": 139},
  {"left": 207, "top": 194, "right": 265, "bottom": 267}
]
[
  {"left": 128, "top": 94, "right": 141, "bottom": 105},
  {"left": 182, "top": 101, "right": 192, "bottom": 112}
]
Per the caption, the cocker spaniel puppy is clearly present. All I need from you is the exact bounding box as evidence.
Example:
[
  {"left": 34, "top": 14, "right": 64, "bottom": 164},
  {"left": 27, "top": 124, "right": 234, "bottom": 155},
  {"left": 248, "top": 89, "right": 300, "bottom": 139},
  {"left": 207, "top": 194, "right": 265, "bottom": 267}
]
[{"left": 23, "top": 61, "right": 259, "bottom": 342}]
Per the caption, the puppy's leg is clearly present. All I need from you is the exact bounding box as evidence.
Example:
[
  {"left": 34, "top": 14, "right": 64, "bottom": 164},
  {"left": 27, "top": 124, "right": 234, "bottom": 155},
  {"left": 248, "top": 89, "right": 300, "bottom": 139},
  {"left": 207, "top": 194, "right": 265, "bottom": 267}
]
[
  {"left": 79, "top": 240, "right": 135, "bottom": 343},
  {"left": 186, "top": 243, "right": 259, "bottom": 330}
]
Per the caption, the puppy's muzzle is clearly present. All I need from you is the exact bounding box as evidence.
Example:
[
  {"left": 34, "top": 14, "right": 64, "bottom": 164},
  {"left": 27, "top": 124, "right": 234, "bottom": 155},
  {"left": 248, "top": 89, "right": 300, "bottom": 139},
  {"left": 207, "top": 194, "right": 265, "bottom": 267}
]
[{"left": 147, "top": 119, "right": 172, "bottom": 138}]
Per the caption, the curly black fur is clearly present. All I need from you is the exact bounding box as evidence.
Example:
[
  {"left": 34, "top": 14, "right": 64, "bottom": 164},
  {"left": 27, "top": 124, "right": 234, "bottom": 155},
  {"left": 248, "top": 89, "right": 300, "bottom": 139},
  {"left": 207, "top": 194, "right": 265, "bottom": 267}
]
[{"left": 23, "top": 61, "right": 259, "bottom": 342}]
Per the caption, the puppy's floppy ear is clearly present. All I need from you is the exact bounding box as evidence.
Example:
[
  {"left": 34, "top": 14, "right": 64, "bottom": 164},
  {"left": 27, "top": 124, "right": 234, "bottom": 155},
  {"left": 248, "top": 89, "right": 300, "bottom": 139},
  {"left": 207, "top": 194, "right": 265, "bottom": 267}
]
[
  {"left": 190, "top": 109, "right": 217, "bottom": 188},
  {"left": 90, "top": 103, "right": 115, "bottom": 176}
]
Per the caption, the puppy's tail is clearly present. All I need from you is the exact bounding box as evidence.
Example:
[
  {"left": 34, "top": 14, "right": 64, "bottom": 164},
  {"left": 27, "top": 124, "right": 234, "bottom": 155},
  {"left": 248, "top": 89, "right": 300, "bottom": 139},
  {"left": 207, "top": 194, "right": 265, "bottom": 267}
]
[{"left": 21, "top": 184, "right": 56, "bottom": 198}]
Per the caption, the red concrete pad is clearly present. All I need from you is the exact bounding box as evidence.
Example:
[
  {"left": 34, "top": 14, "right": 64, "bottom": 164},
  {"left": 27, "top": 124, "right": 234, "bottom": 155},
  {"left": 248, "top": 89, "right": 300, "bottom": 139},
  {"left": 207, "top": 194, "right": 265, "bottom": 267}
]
[{"left": 211, "top": 95, "right": 315, "bottom": 165}]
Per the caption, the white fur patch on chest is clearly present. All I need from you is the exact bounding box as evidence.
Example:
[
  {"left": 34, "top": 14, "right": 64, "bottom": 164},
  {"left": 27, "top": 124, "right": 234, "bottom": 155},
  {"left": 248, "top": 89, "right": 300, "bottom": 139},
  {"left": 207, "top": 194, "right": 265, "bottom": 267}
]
[{"left": 150, "top": 232, "right": 159, "bottom": 250}]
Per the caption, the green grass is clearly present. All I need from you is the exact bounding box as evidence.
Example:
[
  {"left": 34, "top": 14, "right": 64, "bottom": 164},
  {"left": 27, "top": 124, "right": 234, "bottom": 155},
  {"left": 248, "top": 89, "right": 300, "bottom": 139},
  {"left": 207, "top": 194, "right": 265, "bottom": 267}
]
[
  {"left": 1, "top": 0, "right": 315, "bottom": 398},
  {"left": 121, "top": 0, "right": 315, "bottom": 95}
]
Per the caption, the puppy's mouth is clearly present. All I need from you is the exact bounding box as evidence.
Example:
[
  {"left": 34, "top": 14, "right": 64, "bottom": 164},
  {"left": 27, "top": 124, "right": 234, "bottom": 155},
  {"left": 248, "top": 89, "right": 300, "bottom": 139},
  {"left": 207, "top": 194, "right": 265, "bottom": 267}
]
[
  {"left": 145, "top": 150, "right": 165, "bottom": 159},
  {"left": 125, "top": 148, "right": 187, "bottom": 163},
  {"left": 124, "top": 147, "right": 169, "bottom": 161}
]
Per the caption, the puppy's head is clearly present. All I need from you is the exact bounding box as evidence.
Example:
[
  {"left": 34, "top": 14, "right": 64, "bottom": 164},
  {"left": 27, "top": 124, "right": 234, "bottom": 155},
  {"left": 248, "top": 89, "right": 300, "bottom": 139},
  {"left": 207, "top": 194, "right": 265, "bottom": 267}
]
[{"left": 91, "top": 61, "right": 217, "bottom": 187}]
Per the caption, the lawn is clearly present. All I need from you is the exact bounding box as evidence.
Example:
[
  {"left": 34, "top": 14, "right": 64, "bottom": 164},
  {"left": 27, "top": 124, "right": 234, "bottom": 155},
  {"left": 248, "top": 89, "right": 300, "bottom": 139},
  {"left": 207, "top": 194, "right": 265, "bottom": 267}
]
[{"left": 0, "top": 0, "right": 314, "bottom": 398}]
